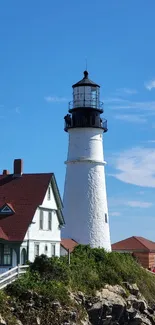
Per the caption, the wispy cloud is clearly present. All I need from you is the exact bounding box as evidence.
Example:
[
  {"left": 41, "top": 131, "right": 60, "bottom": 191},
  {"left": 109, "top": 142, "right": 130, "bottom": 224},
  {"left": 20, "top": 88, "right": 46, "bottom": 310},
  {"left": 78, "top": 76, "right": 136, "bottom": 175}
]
[
  {"left": 116, "top": 88, "right": 138, "bottom": 95},
  {"left": 108, "top": 99, "right": 155, "bottom": 111},
  {"left": 110, "top": 212, "right": 121, "bottom": 216},
  {"left": 114, "top": 114, "right": 147, "bottom": 124},
  {"left": 109, "top": 197, "right": 152, "bottom": 208},
  {"left": 45, "top": 96, "right": 68, "bottom": 103},
  {"left": 145, "top": 80, "right": 155, "bottom": 91},
  {"left": 109, "top": 146, "right": 155, "bottom": 187},
  {"left": 126, "top": 200, "right": 152, "bottom": 208},
  {"left": 15, "top": 107, "right": 20, "bottom": 114},
  {"left": 146, "top": 140, "right": 155, "bottom": 143}
]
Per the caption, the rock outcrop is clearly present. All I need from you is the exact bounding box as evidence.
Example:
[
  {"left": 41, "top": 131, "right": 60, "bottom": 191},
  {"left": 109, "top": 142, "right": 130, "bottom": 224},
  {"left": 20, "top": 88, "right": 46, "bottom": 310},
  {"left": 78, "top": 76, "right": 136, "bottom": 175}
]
[{"left": 2, "top": 283, "right": 155, "bottom": 324}]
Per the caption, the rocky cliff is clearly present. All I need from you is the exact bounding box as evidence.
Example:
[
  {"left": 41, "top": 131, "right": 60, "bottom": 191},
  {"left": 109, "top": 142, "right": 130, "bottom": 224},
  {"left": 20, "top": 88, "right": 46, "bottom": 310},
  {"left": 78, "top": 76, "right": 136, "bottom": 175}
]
[{"left": 1, "top": 282, "right": 155, "bottom": 325}]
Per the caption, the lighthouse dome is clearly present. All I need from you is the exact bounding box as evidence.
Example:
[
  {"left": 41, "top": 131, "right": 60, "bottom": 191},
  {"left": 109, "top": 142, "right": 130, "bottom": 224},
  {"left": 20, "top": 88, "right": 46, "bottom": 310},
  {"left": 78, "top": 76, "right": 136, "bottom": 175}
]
[{"left": 72, "top": 70, "right": 100, "bottom": 88}]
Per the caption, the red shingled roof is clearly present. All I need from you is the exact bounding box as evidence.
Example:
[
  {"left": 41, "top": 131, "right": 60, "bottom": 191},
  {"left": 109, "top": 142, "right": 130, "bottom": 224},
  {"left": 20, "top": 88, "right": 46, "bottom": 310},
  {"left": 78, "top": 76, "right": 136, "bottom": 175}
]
[
  {"left": 61, "top": 238, "right": 78, "bottom": 253},
  {"left": 0, "top": 173, "right": 53, "bottom": 241},
  {"left": 112, "top": 236, "right": 155, "bottom": 252}
]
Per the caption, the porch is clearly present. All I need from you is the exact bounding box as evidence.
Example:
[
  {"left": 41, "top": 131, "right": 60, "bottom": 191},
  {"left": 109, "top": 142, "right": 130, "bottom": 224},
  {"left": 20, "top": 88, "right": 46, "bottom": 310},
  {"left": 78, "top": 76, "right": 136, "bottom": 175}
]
[{"left": 0, "top": 241, "right": 27, "bottom": 274}]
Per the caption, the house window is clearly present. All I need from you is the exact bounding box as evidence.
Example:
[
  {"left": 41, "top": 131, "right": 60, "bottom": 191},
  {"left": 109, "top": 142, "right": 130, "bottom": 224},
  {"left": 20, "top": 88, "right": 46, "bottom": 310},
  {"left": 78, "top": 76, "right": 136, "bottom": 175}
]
[
  {"left": 48, "top": 212, "right": 52, "bottom": 230},
  {"left": 45, "top": 245, "right": 48, "bottom": 253},
  {"left": 47, "top": 187, "right": 51, "bottom": 200},
  {"left": 105, "top": 213, "right": 108, "bottom": 223},
  {"left": 34, "top": 243, "right": 39, "bottom": 258},
  {"left": 51, "top": 244, "right": 55, "bottom": 257},
  {"left": 3, "top": 245, "right": 11, "bottom": 265},
  {"left": 39, "top": 210, "right": 43, "bottom": 229}
]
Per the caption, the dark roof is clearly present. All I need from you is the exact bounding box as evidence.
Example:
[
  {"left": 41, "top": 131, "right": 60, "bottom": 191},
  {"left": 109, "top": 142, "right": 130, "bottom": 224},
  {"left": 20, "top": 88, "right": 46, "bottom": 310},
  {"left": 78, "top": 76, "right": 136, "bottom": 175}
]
[
  {"left": 61, "top": 238, "right": 78, "bottom": 253},
  {"left": 72, "top": 71, "right": 100, "bottom": 88},
  {"left": 0, "top": 173, "right": 64, "bottom": 242},
  {"left": 112, "top": 236, "right": 155, "bottom": 252}
]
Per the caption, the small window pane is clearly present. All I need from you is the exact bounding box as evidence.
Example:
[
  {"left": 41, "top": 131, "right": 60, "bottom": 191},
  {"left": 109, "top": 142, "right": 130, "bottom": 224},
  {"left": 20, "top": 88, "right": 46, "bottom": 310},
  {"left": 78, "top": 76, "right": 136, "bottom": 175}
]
[
  {"left": 48, "top": 188, "right": 51, "bottom": 200},
  {"left": 51, "top": 244, "right": 55, "bottom": 257},
  {"left": 3, "top": 245, "right": 11, "bottom": 265},
  {"left": 40, "top": 210, "right": 43, "bottom": 229},
  {"left": 48, "top": 212, "right": 52, "bottom": 230},
  {"left": 34, "top": 244, "right": 39, "bottom": 257},
  {"left": 105, "top": 213, "right": 108, "bottom": 223}
]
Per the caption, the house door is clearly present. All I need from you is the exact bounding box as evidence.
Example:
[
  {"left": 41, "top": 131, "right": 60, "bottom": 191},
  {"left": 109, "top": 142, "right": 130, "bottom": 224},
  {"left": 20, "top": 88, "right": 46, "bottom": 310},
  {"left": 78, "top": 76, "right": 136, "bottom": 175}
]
[
  {"left": 21, "top": 248, "right": 27, "bottom": 265},
  {"left": 12, "top": 249, "right": 17, "bottom": 268}
]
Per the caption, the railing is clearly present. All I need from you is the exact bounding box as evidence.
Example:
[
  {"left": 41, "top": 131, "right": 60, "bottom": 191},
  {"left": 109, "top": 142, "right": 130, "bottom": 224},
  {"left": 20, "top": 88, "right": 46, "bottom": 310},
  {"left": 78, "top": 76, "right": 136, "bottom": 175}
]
[
  {"left": 0, "top": 265, "right": 29, "bottom": 289},
  {"left": 64, "top": 115, "right": 108, "bottom": 133},
  {"left": 68, "top": 100, "right": 104, "bottom": 112}
]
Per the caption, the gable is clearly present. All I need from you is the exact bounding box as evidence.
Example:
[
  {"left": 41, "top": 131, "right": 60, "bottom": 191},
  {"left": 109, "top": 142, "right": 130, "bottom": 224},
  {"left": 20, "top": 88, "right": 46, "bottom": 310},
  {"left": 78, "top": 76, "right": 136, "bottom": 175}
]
[{"left": 40, "top": 174, "right": 65, "bottom": 227}]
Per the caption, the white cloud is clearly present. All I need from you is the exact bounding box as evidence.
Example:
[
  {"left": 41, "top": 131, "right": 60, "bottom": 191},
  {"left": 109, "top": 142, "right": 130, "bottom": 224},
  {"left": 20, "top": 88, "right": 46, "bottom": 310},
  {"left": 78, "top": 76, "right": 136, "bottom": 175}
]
[
  {"left": 45, "top": 96, "right": 68, "bottom": 103},
  {"left": 126, "top": 200, "right": 152, "bottom": 208},
  {"left": 114, "top": 114, "right": 147, "bottom": 124},
  {"left": 110, "top": 212, "right": 121, "bottom": 216},
  {"left": 109, "top": 146, "right": 155, "bottom": 187},
  {"left": 146, "top": 140, "right": 155, "bottom": 143},
  {"left": 109, "top": 100, "right": 155, "bottom": 111},
  {"left": 145, "top": 80, "right": 155, "bottom": 91},
  {"left": 109, "top": 197, "right": 152, "bottom": 208},
  {"left": 138, "top": 191, "right": 145, "bottom": 195},
  {"left": 116, "top": 88, "right": 138, "bottom": 95}
]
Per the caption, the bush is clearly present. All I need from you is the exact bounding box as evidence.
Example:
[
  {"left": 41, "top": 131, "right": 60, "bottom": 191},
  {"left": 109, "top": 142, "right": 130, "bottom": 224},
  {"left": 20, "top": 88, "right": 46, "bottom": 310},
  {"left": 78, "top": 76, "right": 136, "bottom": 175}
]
[
  {"left": 5, "top": 246, "right": 155, "bottom": 305},
  {"left": 30, "top": 254, "right": 70, "bottom": 284}
]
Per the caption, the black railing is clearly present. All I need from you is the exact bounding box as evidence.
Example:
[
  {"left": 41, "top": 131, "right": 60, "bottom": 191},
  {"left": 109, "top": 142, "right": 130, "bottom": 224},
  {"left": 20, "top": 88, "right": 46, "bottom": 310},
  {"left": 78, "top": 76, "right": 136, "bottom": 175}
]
[
  {"left": 64, "top": 115, "right": 108, "bottom": 133},
  {"left": 68, "top": 100, "right": 104, "bottom": 112}
]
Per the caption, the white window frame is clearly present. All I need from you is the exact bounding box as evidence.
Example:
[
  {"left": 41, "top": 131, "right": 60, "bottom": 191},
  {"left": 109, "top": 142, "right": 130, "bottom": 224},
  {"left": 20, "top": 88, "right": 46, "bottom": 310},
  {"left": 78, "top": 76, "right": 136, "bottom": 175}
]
[{"left": 34, "top": 243, "right": 40, "bottom": 258}]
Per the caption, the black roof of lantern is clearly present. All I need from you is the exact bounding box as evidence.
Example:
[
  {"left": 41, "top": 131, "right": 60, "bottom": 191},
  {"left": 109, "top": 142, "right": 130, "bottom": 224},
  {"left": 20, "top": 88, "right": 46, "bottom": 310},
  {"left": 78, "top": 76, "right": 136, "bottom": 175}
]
[{"left": 72, "top": 71, "right": 100, "bottom": 88}]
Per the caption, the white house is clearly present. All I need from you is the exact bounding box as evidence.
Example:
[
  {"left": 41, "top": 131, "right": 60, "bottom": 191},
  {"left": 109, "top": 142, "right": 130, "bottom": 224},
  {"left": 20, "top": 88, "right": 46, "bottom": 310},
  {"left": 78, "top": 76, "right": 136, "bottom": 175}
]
[{"left": 0, "top": 159, "right": 65, "bottom": 273}]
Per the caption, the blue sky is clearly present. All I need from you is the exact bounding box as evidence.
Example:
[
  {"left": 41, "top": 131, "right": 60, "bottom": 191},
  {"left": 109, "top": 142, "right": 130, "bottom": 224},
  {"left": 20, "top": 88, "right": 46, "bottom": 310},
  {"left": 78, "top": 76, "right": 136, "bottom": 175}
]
[{"left": 1, "top": 0, "right": 155, "bottom": 243}]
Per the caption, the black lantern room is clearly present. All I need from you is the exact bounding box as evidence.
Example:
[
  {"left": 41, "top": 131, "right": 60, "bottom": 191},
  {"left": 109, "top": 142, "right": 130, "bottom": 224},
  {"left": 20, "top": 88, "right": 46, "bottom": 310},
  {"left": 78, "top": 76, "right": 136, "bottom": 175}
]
[{"left": 64, "top": 71, "right": 107, "bottom": 132}]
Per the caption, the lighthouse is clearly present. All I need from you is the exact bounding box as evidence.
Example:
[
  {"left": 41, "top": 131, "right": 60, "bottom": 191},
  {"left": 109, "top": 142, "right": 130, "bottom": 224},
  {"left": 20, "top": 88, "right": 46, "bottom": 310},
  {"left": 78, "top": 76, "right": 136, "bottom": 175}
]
[{"left": 63, "top": 71, "right": 111, "bottom": 251}]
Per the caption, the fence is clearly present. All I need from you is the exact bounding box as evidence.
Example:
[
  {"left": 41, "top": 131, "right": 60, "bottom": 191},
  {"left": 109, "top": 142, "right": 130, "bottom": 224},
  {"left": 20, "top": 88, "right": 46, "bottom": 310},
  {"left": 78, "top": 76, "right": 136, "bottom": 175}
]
[{"left": 0, "top": 265, "right": 29, "bottom": 289}]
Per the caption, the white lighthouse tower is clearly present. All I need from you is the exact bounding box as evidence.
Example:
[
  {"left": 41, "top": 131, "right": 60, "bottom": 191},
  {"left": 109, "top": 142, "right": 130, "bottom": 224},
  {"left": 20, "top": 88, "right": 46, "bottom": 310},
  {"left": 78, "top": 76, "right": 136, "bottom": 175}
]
[{"left": 63, "top": 71, "right": 111, "bottom": 251}]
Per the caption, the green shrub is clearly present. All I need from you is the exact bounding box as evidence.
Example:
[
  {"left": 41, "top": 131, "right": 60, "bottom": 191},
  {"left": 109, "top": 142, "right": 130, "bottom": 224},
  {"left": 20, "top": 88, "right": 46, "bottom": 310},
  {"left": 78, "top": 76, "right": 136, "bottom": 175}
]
[
  {"left": 30, "top": 254, "right": 70, "bottom": 284},
  {"left": 4, "top": 245, "right": 155, "bottom": 307}
]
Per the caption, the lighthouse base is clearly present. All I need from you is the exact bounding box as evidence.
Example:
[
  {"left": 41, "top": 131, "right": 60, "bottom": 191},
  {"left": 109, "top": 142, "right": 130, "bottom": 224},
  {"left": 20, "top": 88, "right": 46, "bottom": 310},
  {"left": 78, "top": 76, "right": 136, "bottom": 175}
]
[{"left": 63, "top": 161, "right": 111, "bottom": 251}]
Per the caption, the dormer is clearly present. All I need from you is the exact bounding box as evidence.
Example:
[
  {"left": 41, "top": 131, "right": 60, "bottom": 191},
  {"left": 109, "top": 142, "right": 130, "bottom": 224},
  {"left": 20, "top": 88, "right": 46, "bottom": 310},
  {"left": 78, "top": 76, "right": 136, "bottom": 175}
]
[{"left": 0, "top": 203, "right": 15, "bottom": 216}]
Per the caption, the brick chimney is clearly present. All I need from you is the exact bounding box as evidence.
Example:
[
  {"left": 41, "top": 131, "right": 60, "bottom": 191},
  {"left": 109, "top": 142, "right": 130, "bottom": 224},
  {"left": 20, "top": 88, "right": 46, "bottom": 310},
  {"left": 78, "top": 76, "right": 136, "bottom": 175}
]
[
  {"left": 13, "top": 159, "right": 23, "bottom": 177},
  {"left": 3, "top": 170, "right": 10, "bottom": 175}
]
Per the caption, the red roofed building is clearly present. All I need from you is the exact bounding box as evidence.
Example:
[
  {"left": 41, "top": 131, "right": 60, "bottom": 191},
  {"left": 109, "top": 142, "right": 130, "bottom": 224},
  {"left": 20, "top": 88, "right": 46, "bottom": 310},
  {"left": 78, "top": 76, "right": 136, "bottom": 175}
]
[
  {"left": 60, "top": 238, "right": 78, "bottom": 255},
  {"left": 112, "top": 236, "right": 155, "bottom": 269},
  {"left": 0, "top": 159, "right": 65, "bottom": 273}
]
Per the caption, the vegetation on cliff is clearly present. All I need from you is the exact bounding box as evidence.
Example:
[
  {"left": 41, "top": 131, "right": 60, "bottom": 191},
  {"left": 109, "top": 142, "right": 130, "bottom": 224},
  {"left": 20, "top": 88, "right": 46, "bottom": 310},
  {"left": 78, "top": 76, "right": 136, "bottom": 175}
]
[{"left": 1, "top": 245, "right": 155, "bottom": 324}]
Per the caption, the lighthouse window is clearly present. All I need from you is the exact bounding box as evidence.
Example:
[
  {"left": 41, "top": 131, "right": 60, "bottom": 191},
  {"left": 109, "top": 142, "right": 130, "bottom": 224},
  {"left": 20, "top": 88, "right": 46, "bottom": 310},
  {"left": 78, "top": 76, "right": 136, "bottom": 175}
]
[{"left": 105, "top": 213, "right": 108, "bottom": 223}]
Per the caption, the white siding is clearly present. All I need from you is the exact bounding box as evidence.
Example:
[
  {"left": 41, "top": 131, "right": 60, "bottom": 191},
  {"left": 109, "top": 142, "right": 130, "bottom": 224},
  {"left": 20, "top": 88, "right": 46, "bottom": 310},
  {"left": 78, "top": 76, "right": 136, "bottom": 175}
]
[
  {"left": 24, "top": 183, "right": 61, "bottom": 262},
  {"left": 60, "top": 245, "right": 68, "bottom": 256},
  {"left": 63, "top": 127, "right": 111, "bottom": 251}
]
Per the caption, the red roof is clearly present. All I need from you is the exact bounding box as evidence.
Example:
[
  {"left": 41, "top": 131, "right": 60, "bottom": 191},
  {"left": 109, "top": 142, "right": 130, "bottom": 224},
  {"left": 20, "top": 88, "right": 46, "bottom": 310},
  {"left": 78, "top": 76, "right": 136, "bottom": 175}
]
[
  {"left": 61, "top": 238, "right": 78, "bottom": 253},
  {"left": 0, "top": 173, "right": 54, "bottom": 241},
  {"left": 112, "top": 236, "right": 155, "bottom": 252}
]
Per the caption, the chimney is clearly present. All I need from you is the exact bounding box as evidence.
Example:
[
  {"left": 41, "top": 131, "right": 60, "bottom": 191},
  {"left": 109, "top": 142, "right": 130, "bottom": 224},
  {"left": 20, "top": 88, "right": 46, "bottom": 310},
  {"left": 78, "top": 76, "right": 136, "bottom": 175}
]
[
  {"left": 3, "top": 170, "right": 10, "bottom": 175},
  {"left": 13, "top": 159, "right": 23, "bottom": 177}
]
